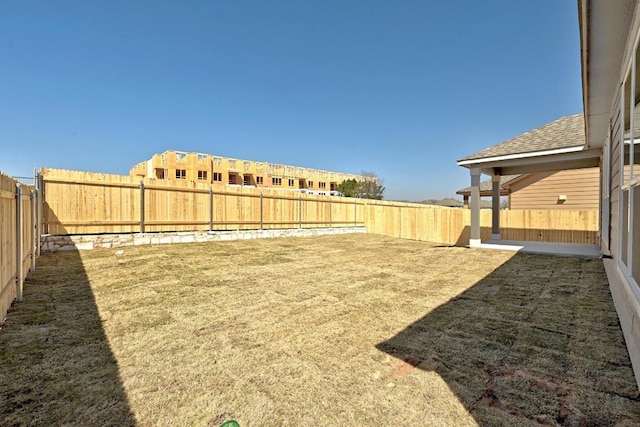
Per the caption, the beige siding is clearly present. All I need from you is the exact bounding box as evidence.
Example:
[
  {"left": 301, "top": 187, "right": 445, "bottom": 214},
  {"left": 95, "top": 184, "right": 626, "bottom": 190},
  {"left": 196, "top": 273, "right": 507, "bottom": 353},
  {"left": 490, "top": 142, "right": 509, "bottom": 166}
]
[
  {"left": 508, "top": 168, "right": 600, "bottom": 210},
  {"left": 610, "top": 88, "right": 622, "bottom": 259}
]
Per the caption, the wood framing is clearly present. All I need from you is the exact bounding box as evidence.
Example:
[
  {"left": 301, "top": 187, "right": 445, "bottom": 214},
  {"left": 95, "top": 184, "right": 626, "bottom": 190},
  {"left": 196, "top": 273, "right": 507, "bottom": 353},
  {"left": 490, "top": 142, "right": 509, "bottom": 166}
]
[{"left": 129, "top": 150, "right": 372, "bottom": 194}]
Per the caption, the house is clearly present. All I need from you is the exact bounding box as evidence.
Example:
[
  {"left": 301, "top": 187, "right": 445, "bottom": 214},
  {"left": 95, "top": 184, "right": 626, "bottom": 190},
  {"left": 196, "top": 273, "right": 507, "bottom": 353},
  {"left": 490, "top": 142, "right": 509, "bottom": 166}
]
[
  {"left": 456, "top": 175, "right": 517, "bottom": 208},
  {"left": 456, "top": 1, "right": 640, "bottom": 388},
  {"left": 130, "top": 150, "right": 370, "bottom": 193},
  {"left": 579, "top": 0, "right": 640, "bottom": 388},
  {"left": 455, "top": 114, "right": 599, "bottom": 211},
  {"left": 456, "top": 169, "right": 600, "bottom": 210},
  {"left": 456, "top": 113, "right": 600, "bottom": 243}
]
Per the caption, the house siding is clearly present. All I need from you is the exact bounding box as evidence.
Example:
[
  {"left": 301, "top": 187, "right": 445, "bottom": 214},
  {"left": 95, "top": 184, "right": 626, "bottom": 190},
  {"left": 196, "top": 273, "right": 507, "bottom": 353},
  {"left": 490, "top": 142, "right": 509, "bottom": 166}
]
[
  {"left": 508, "top": 168, "right": 600, "bottom": 210},
  {"left": 611, "top": 88, "right": 622, "bottom": 259},
  {"left": 593, "top": 0, "right": 640, "bottom": 390}
]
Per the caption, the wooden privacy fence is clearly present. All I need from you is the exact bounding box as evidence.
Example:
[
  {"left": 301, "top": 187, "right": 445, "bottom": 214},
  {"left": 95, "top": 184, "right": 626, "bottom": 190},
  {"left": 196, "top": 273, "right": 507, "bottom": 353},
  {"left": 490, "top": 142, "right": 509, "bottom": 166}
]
[
  {"left": 0, "top": 172, "right": 39, "bottom": 324},
  {"left": 41, "top": 168, "right": 364, "bottom": 235},
  {"left": 363, "top": 202, "right": 599, "bottom": 245},
  {"left": 40, "top": 168, "right": 599, "bottom": 245}
]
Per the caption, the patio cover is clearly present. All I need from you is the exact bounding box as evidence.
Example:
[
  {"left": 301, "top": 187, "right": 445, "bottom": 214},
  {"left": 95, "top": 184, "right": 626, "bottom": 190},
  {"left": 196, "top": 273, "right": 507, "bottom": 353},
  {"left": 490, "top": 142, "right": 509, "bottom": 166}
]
[{"left": 456, "top": 113, "right": 601, "bottom": 246}]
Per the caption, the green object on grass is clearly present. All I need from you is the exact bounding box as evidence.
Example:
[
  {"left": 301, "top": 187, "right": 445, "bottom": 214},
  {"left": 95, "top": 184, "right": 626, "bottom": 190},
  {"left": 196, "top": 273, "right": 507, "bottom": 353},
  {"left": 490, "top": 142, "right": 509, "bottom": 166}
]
[{"left": 220, "top": 421, "right": 240, "bottom": 427}]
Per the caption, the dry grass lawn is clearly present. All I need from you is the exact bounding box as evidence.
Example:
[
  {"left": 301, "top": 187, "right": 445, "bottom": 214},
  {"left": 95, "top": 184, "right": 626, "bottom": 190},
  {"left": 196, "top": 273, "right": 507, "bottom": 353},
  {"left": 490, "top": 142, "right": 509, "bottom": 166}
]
[{"left": 1, "top": 233, "right": 639, "bottom": 426}]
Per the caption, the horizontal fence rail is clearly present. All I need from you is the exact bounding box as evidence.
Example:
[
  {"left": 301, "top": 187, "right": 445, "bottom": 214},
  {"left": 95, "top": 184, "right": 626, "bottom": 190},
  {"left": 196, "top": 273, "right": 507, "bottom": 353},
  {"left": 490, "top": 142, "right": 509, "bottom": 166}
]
[
  {"left": 41, "top": 168, "right": 599, "bottom": 246},
  {"left": 0, "top": 172, "right": 38, "bottom": 324},
  {"left": 40, "top": 168, "right": 366, "bottom": 235}
]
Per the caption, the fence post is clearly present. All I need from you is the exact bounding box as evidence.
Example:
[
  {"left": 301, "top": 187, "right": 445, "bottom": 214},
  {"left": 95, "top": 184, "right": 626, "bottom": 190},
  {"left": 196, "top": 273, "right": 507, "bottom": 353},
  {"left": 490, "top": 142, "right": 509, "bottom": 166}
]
[
  {"left": 33, "top": 168, "right": 40, "bottom": 258},
  {"left": 260, "top": 191, "right": 263, "bottom": 230},
  {"left": 354, "top": 200, "right": 357, "bottom": 227},
  {"left": 299, "top": 194, "right": 302, "bottom": 229},
  {"left": 329, "top": 197, "right": 332, "bottom": 228},
  {"left": 139, "top": 180, "right": 145, "bottom": 233},
  {"left": 37, "top": 171, "right": 43, "bottom": 243},
  {"left": 209, "top": 186, "right": 213, "bottom": 231},
  {"left": 16, "top": 184, "right": 23, "bottom": 302},
  {"left": 31, "top": 190, "right": 36, "bottom": 272}
]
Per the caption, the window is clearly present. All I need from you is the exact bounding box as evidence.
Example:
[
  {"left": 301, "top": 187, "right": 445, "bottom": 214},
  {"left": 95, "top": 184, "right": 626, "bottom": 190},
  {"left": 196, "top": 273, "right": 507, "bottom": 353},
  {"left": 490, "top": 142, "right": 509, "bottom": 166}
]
[
  {"left": 197, "top": 153, "right": 207, "bottom": 162},
  {"left": 618, "top": 40, "right": 640, "bottom": 283},
  {"left": 330, "top": 182, "right": 337, "bottom": 191},
  {"left": 257, "top": 176, "right": 264, "bottom": 184},
  {"left": 229, "top": 173, "right": 238, "bottom": 185},
  {"left": 319, "top": 182, "right": 326, "bottom": 189},
  {"left": 213, "top": 172, "right": 222, "bottom": 182},
  {"left": 175, "top": 152, "right": 187, "bottom": 161},
  {"left": 308, "top": 181, "right": 314, "bottom": 188},
  {"left": 243, "top": 175, "right": 252, "bottom": 185},
  {"left": 176, "top": 169, "right": 186, "bottom": 179},
  {"left": 288, "top": 179, "right": 295, "bottom": 186},
  {"left": 155, "top": 168, "right": 165, "bottom": 179},
  {"left": 272, "top": 177, "right": 282, "bottom": 186},
  {"left": 197, "top": 170, "right": 207, "bottom": 180}
]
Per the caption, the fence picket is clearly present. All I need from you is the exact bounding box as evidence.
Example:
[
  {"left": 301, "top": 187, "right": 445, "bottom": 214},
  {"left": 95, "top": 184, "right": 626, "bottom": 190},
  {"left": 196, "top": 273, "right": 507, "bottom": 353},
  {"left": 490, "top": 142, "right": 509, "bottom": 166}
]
[{"left": 39, "top": 168, "right": 599, "bottom": 246}]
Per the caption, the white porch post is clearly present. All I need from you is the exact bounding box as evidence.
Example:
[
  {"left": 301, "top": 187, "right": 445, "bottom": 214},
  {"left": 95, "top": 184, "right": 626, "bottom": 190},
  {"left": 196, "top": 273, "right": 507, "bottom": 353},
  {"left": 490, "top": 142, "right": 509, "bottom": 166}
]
[
  {"left": 491, "top": 174, "right": 501, "bottom": 240},
  {"left": 470, "top": 168, "right": 481, "bottom": 247}
]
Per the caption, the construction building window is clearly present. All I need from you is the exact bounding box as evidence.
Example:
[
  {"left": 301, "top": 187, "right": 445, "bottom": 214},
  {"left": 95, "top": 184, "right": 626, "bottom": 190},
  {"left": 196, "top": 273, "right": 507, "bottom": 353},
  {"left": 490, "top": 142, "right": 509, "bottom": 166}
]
[
  {"left": 319, "top": 182, "right": 326, "bottom": 189},
  {"left": 197, "top": 170, "right": 207, "bottom": 180},
  {"left": 243, "top": 175, "right": 252, "bottom": 186},
  {"left": 213, "top": 172, "right": 222, "bottom": 182},
  {"left": 272, "top": 177, "right": 282, "bottom": 186},
  {"left": 229, "top": 173, "right": 238, "bottom": 185},
  {"left": 308, "top": 181, "right": 314, "bottom": 188},
  {"left": 176, "top": 169, "right": 186, "bottom": 179},
  {"left": 175, "top": 152, "right": 187, "bottom": 161},
  {"left": 257, "top": 176, "right": 264, "bottom": 184},
  {"left": 155, "top": 168, "right": 165, "bottom": 179},
  {"left": 288, "top": 179, "right": 295, "bottom": 186}
]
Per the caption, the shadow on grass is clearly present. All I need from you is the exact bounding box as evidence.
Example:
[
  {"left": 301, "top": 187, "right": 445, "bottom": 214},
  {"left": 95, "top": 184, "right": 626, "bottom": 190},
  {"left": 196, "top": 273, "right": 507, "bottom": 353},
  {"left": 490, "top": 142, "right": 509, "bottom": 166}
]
[
  {"left": 0, "top": 250, "right": 136, "bottom": 426},
  {"left": 377, "top": 252, "right": 640, "bottom": 425}
]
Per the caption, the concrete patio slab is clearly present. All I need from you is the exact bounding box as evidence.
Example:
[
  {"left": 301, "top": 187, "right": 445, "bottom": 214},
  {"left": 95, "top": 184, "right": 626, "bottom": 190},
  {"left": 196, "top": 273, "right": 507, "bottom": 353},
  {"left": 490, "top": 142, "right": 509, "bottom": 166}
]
[{"left": 473, "top": 239, "right": 601, "bottom": 258}]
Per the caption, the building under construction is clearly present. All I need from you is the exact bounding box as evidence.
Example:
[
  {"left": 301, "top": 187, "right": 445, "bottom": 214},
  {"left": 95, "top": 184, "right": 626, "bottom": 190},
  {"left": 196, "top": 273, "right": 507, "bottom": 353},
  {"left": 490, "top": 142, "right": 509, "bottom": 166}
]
[{"left": 130, "top": 150, "right": 369, "bottom": 194}]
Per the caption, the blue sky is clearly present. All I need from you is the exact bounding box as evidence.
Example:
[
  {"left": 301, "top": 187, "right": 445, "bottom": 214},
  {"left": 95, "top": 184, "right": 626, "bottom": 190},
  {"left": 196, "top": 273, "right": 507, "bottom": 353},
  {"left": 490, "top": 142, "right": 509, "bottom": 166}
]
[{"left": 0, "top": 1, "right": 582, "bottom": 201}]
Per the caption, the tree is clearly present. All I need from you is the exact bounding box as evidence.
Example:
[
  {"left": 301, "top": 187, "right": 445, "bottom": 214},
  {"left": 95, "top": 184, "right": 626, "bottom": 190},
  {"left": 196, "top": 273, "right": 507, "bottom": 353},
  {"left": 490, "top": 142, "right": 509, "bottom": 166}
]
[
  {"left": 335, "top": 178, "right": 360, "bottom": 197},
  {"left": 337, "top": 172, "right": 385, "bottom": 200},
  {"left": 500, "top": 196, "right": 510, "bottom": 210}
]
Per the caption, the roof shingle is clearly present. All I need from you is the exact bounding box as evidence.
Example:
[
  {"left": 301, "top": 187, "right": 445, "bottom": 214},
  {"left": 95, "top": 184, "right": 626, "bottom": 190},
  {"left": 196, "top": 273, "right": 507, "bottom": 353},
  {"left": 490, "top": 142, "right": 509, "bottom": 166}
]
[
  {"left": 458, "top": 114, "right": 585, "bottom": 162},
  {"left": 456, "top": 175, "right": 521, "bottom": 195}
]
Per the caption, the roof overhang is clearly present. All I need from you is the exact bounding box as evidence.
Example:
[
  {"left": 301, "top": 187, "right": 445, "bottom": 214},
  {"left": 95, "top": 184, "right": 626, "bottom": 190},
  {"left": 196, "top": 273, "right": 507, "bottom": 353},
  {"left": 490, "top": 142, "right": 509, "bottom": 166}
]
[
  {"left": 456, "top": 146, "right": 601, "bottom": 176},
  {"left": 580, "top": 0, "right": 637, "bottom": 148},
  {"left": 457, "top": 145, "right": 586, "bottom": 167},
  {"left": 456, "top": 188, "right": 510, "bottom": 197}
]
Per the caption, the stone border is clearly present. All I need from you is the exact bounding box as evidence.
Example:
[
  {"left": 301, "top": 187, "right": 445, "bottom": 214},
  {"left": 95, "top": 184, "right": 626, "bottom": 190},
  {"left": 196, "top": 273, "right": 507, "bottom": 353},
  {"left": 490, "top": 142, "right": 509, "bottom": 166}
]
[{"left": 41, "top": 227, "right": 367, "bottom": 252}]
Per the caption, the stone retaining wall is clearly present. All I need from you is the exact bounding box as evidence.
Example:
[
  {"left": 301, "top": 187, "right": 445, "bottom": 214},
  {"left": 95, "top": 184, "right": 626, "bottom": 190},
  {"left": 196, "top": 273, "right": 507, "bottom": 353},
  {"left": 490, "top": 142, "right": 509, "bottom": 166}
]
[{"left": 41, "top": 227, "right": 367, "bottom": 252}]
